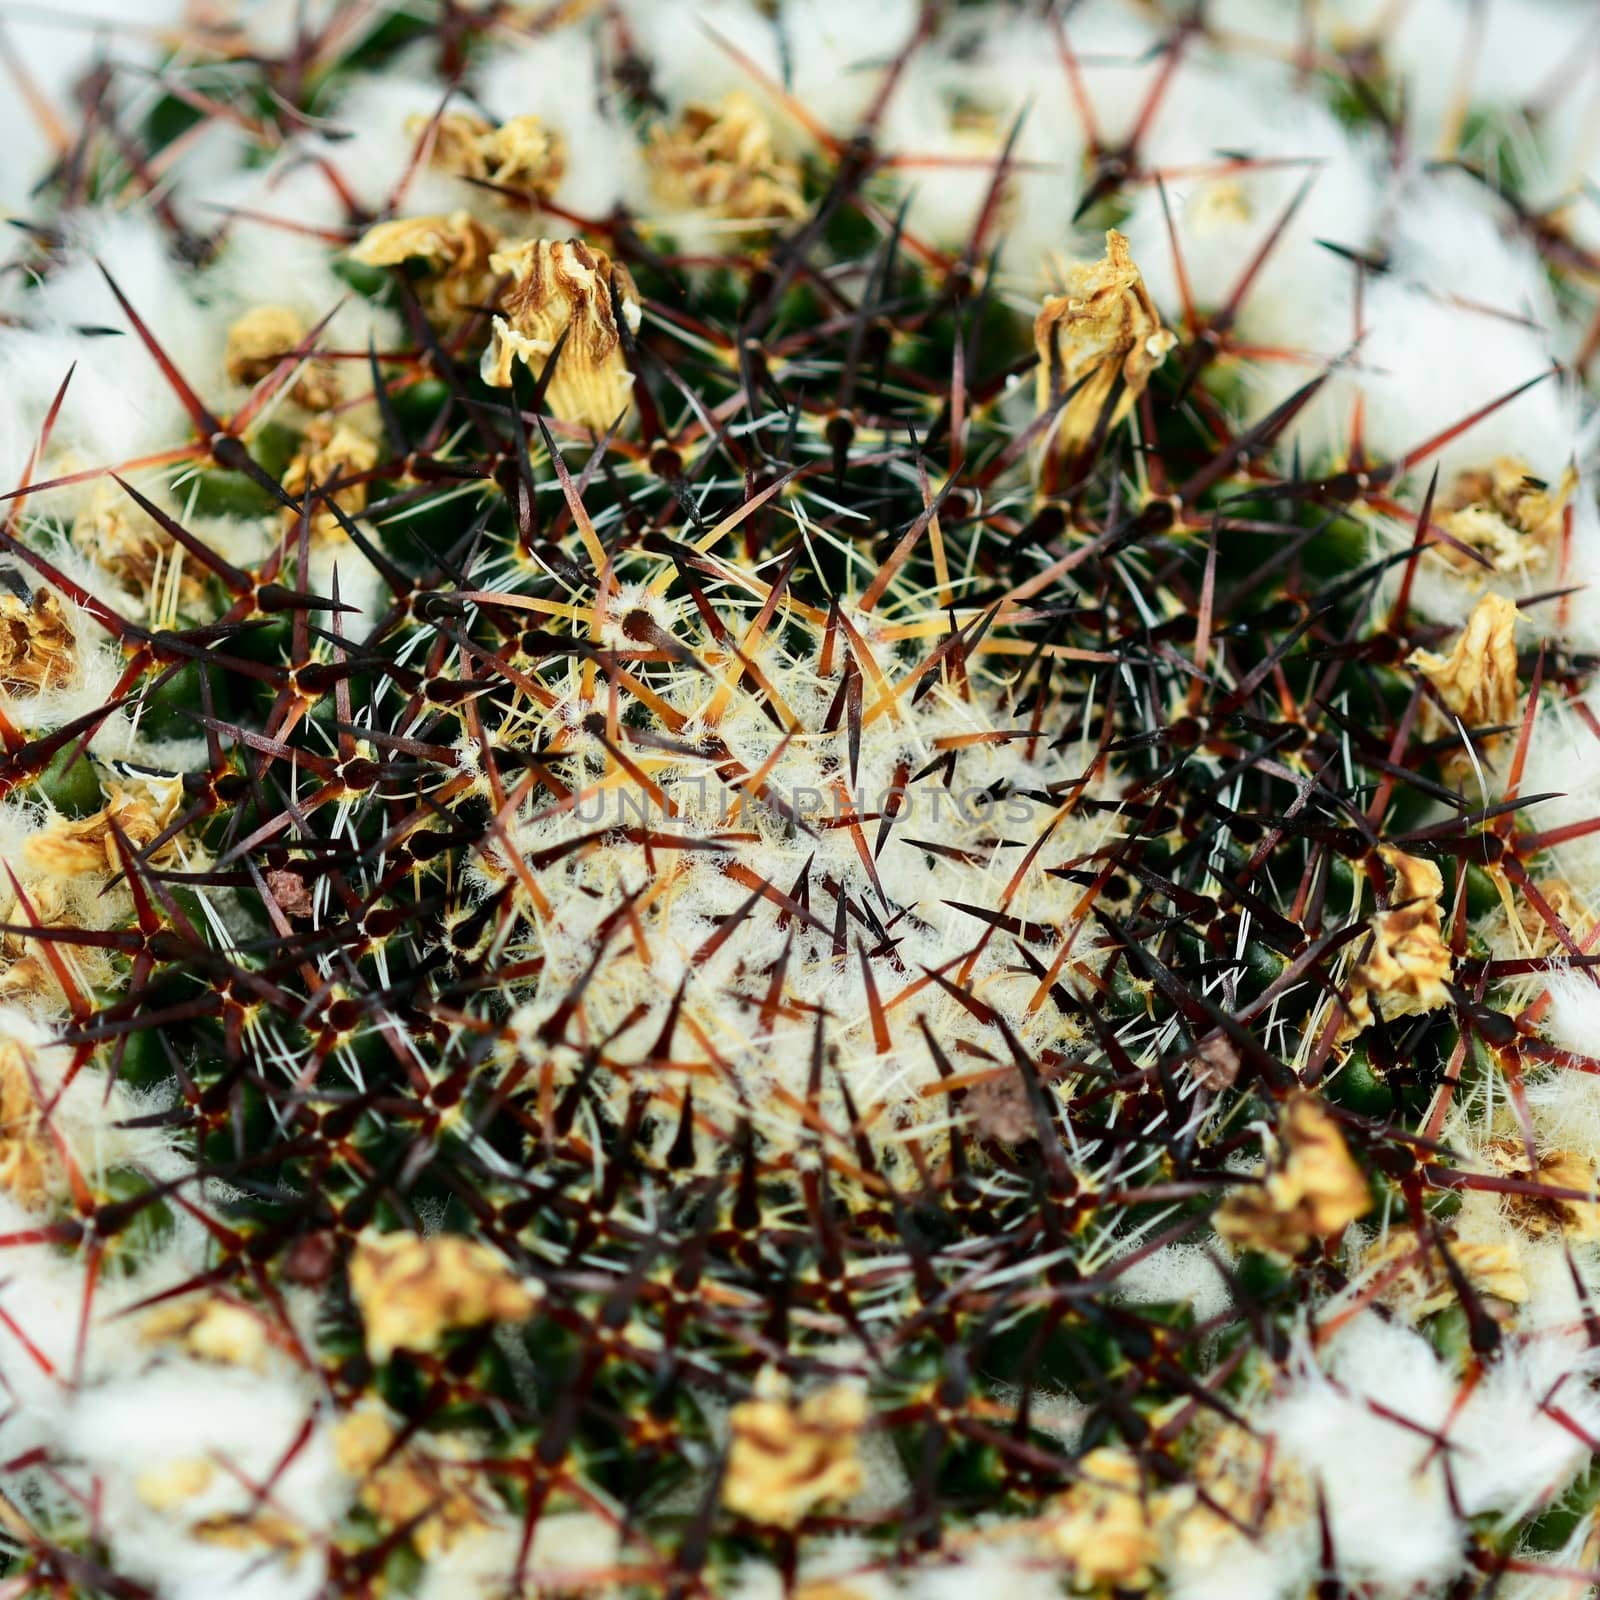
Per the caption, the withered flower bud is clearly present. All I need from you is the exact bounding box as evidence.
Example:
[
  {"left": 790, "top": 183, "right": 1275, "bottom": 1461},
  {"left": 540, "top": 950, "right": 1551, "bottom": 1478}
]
[
  {"left": 24, "top": 777, "right": 184, "bottom": 878},
  {"left": 409, "top": 110, "right": 567, "bottom": 197},
  {"left": 1486, "top": 1140, "right": 1600, "bottom": 1244},
  {"left": 1409, "top": 592, "right": 1520, "bottom": 733},
  {"left": 0, "top": 585, "right": 75, "bottom": 698},
  {"left": 224, "top": 305, "right": 339, "bottom": 411},
  {"left": 348, "top": 211, "right": 502, "bottom": 325},
  {"left": 1042, "top": 1447, "right": 1158, "bottom": 1590},
  {"left": 480, "top": 238, "right": 642, "bottom": 433},
  {"left": 72, "top": 483, "right": 203, "bottom": 608},
  {"left": 1340, "top": 845, "right": 1453, "bottom": 1039},
  {"left": 0, "top": 1033, "right": 59, "bottom": 1207},
  {"left": 722, "top": 1372, "right": 866, "bottom": 1528},
  {"left": 1434, "top": 456, "right": 1575, "bottom": 577},
  {"left": 333, "top": 1407, "right": 493, "bottom": 1557},
  {"left": 646, "top": 93, "right": 805, "bottom": 225},
  {"left": 1216, "top": 1093, "right": 1369, "bottom": 1256},
  {"left": 282, "top": 419, "right": 380, "bottom": 540},
  {"left": 1034, "top": 230, "right": 1175, "bottom": 468},
  {"left": 1362, "top": 1223, "right": 1526, "bottom": 1319},
  {"left": 348, "top": 1231, "right": 540, "bottom": 1362}
]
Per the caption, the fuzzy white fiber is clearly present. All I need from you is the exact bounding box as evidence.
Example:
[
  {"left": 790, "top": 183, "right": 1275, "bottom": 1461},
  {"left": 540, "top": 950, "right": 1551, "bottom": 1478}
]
[{"left": 5, "top": 1, "right": 1600, "bottom": 1597}]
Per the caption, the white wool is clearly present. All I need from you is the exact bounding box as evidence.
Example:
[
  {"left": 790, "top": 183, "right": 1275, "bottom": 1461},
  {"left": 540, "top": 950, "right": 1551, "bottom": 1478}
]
[
  {"left": 1329, "top": 0, "right": 1594, "bottom": 169},
  {"left": 870, "top": 34, "right": 1081, "bottom": 267},
  {"left": 1234, "top": 166, "right": 1579, "bottom": 481},
  {"left": 1265, "top": 1314, "right": 1463, "bottom": 1591},
  {"left": 204, "top": 161, "right": 402, "bottom": 360},
  {"left": 1450, "top": 1333, "right": 1600, "bottom": 1516},
  {"left": 1513, "top": 697, "right": 1600, "bottom": 904},
  {"left": 60, "top": 1361, "right": 347, "bottom": 1600},
  {"left": 1119, "top": 53, "right": 1382, "bottom": 344},
  {"left": 1107, "top": 1241, "right": 1233, "bottom": 1323},
  {"left": 780, "top": 0, "right": 922, "bottom": 136},
  {"left": 0, "top": 0, "right": 180, "bottom": 218},
  {"left": 412, "top": 1510, "right": 622, "bottom": 1600},
  {"left": 619, "top": 0, "right": 786, "bottom": 115},
  {"left": 0, "top": 1188, "right": 213, "bottom": 1463},
  {"left": 1168, "top": 1536, "right": 1300, "bottom": 1600},
  {"left": 310, "top": 72, "right": 485, "bottom": 218},
  {"left": 904, "top": 1544, "right": 1068, "bottom": 1600}
]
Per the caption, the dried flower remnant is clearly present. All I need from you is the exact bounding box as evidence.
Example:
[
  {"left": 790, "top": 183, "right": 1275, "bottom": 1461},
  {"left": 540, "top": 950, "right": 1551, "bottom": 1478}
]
[
  {"left": 1340, "top": 846, "right": 1454, "bottom": 1038},
  {"left": 0, "top": 582, "right": 75, "bottom": 698},
  {"left": 141, "top": 1298, "right": 271, "bottom": 1370},
  {"left": 1361, "top": 1224, "right": 1527, "bottom": 1319},
  {"left": 191, "top": 1511, "right": 308, "bottom": 1559},
  {"left": 722, "top": 1375, "right": 867, "bottom": 1528},
  {"left": 24, "top": 777, "right": 184, "bottom": 877},
  {"left": 1042, "top": 1447, "right": 1158, "bottom": 1590},
  {"left": 1034, "top": 230, "right": 1176, "bottom": 468},
  {"left": 1409, "top": 592, "right": 1521, "bottom": 734},
  {"left": 1432, "top": 456, "right": 1575, "bottom": 576},
  {"left": 1485, "top": 1141, "right": 1600, "bottom": 1243},
  {"left": 0, "top": 1033, "right": 58, "bottom": 1207},
  {"left": 1216, "top": 1094, "right": 1369, "bottom": 1256},
  {"left": 334, "top": 1408, "right": 493, "bottom": 1557},
  {"left": 135, "top": 1458, "right": 217, "bottom": 1511},
  {"left": 348, "top": 1231, "right": 540, "bottom": 1361},
  {"left": 1511, "top": 875, "right": 1594, "bottom": 957},
  {"left": 224, "top": 305, "right": 339, "bottom": 411},
  {"left": 348, "top": 211, "right": 502, "bottom": 324},
  {"left": 70, "top": 483, "right": 202, "bottom": 608},
  {"left": 646, "top": 93, "right": 806, "bottom": 225},
  {"left": 480, "top": 238, "right": 642, "bottom": 433},
  {"left": 410, "top": 110, "right": 568, "bottom": 197},
  {"left": 1172, "top": 1423, "right": 1308, "bottom": 1567},
  {"left": 282, "top": 419, "right": 380, "bottom": 539}
]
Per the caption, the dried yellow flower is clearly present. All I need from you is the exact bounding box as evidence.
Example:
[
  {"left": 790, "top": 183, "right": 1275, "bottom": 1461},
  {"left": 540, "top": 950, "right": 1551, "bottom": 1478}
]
[
  {"left": 191, "top": 1510, "right": 307, "bottom": 1558},
  {"left": 1362, "top": 1224, "right": 1526, "bottom": 1319},
  {"left": 1511, "top": 876, "right": 1594, "bottom": 957},
  {"left": 224, "top": 305, "right": 339, "bottom": 411},
  {"left": 1434, "top": 457, "right": 1575, "bottom": 577},
  {"left": 0, "top": 1032, "right": 57, "bottom": 1207},
  {"left": 1034, "top": 231, "right": 1176, "bottom": 467},
  {"left": 282, "top": 419, "right": 380, "bottom": 540},
  {"left": 1340, "top": 846, "right": 1454, "bottom": 1039},
  {"left": 348, "top": 211, "right": 502, "bottom": 325},
  {"left": 1409, "top": 593, "right": 1521, "bottom": 733},
  {"left": 24, "top": 777, "right": 184, "bottom": 878},
  {"left": 70, "top": 484, "right": 204, "bottom": 608},
  {"left": 141, "top": 1298, "right": 270, "bottom": 1370},
  {"left": 1042, "top": 1447, "right": 1158, "bottom": 1590},
  {"left": 722, "top": 1374, "right": 866, "bottom": 1528},
  {"left": 410, "top": 111, "right": 568, "bottom": 197},
  {"left": 135, "top": 1458, "right": 216, "bottom": 1511},
  {"left": 1216, "top": 1094, "right": 1369, "bottom": 1257},
  {"left": 646, "top": 93, "right": 806, "bottom": 225},
  {"left": 0, "top": 876, "right": 79, "bottom": 1005},
  {"left": 347, "top": 1231, "right": 539, "bottom": 1361},
  {"left": 480, "top": 238, "right": 643, "bottom": 433},
  {"left": 0, "top": 584, "right": 75, "bottom": 698},
  {"left": 333, "top": 1407, "right": 493, "bottom": 1557},
  {"left": 1171, "top": 1421, "right": 1309, "bottom": 1567},
  {"left": 1486, "top": 1141, "right": 1600, "bottom": 1244},
  {"left": 482, "top": 116, "right": 567, "bottom": 195}
]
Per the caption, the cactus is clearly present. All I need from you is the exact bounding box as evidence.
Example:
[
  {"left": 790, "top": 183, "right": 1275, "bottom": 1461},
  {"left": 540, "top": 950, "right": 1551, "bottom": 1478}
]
[{"left": 1, "top": 2, "right": 1600, "bottom": 1597}]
